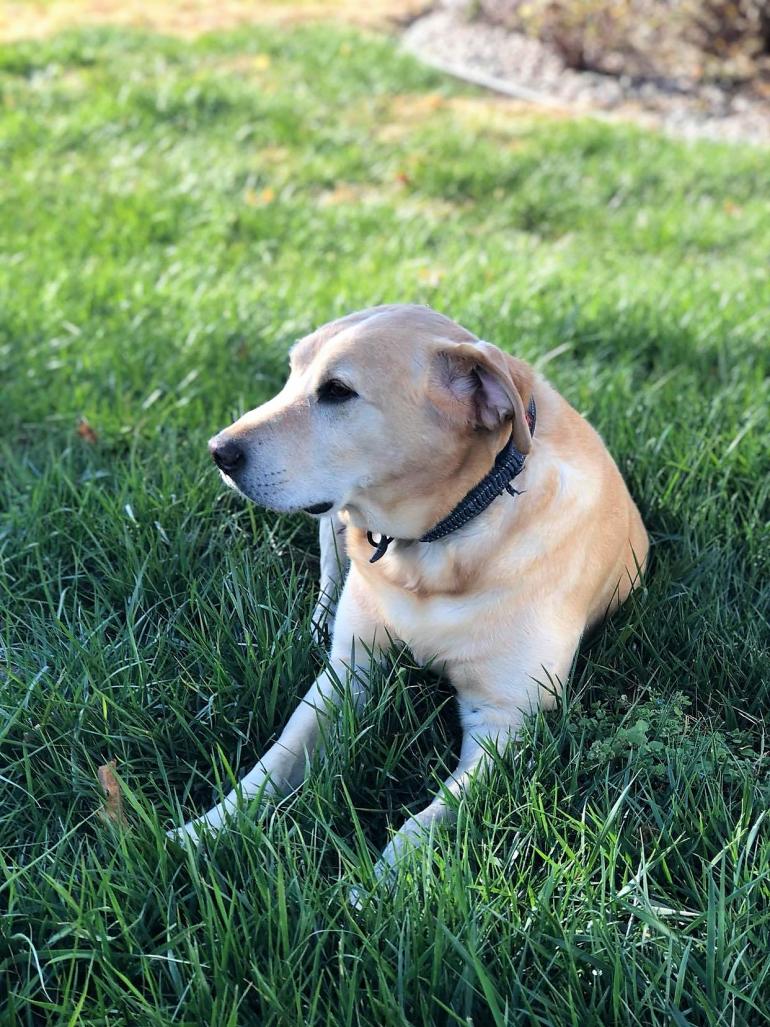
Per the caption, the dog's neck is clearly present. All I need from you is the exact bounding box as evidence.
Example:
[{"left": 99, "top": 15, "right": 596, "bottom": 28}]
[{"left": 365, "top": 395, "right": 536, "bottom": 563}]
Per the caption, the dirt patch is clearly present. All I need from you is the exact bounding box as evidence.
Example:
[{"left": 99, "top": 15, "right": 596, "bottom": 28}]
[
  {"left": 317, "top": 178, "right": 462, "bottom": 218},
  {"left": 348, "top": 90, "right": 572, "bottom": 145},
  {"left": 0, "top": 0, "right": 428, "bottom": 43},
  {"left": 386, "top": 91, "right": 572, "bottom": 125}
]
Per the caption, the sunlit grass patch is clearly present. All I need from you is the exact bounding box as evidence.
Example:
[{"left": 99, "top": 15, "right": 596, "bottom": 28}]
[
  {"left": 0, "top": 0, "right": 425, "bottom": 43},
  {"left": 1, "top": 17, "right": 769, "bottom": 1026}
]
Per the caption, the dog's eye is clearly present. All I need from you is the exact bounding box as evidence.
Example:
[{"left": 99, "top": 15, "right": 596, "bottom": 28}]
[{"left": 317, "top": 379, "right": 358, "bottom": 404}]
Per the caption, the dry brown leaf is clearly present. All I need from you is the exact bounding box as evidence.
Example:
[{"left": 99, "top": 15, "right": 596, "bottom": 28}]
[
  {"left": 244, "top": 186, "right": 276, "bottom": 207},
  {"left": 77, "top": 417, "right": 98, "bottom": 444},
  {"left": 97, "top": 761, "right": 128, "bottom": 827}
]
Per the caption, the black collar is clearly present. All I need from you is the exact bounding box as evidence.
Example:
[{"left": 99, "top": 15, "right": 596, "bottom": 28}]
[{"left": 367, "top": 395, "right": 537, "bottom": 563}]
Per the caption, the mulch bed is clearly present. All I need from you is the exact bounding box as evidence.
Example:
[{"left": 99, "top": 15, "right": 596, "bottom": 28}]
[{"left": 403, "top": 5, "right": 770, "bottom": 144}]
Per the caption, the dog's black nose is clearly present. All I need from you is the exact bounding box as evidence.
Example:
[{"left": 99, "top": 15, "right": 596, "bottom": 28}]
[{"left": 209, "top": 436, "right": 244, "bottom": 474}]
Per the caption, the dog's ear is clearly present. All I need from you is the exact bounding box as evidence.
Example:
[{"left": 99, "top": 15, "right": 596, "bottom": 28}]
[{"left": 432, "top": 341, "right": 533, "bottom": 452}]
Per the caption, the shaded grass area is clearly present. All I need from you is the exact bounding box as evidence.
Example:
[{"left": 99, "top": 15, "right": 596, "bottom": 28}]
[{"left": 1, "top": 21, "right": 769, "bottom": 1026}]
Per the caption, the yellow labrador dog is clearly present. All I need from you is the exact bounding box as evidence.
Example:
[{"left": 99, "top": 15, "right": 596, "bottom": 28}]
[{"left": 171, "top": 304, "right": 648, "bottom": 879}]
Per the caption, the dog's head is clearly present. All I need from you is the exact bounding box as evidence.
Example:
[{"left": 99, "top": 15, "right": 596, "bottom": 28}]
[{"left": 209, "top": 304, "right": 534, "bottom": 539}]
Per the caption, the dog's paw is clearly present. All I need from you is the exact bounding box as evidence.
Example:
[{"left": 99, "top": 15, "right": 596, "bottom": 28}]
[
  {"left": 166, "top": 808, "right": 225, "bottom": 847},
  {"left": 347, "top": 884, "right": 369, "bottom": 911},
  {"left": 166, "top": 820, "right": 205, "bottom": 847},
  {"left": 347, "top": 856, "right": 400, "bottom": 909}
]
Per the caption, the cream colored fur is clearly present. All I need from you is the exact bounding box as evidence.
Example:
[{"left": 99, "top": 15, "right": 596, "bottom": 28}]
[{"left": 169, "top": 305, "right": 648, "bottom": 883}]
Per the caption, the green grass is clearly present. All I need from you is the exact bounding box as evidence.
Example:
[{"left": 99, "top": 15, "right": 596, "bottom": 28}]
[{"left": 1, "top": 19, "right": 769, "bottom": 1026}]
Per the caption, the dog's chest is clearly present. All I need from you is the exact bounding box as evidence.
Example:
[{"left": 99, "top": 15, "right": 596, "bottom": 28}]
[
  {"left": 373, "top": 546, "right": 519, "bottom": 665},
  {"left": 376, "top": 571, "right": 511, "bottom": 666},
  {"left": 352, "top": 525, "right": 539, "bottom": 665}
]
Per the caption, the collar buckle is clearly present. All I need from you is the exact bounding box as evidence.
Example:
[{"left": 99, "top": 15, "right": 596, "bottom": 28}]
[{"left": 367, "top": 531, "right": 394, "bottom": 563}]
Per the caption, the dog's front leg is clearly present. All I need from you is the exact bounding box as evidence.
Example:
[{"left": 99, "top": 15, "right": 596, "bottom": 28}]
[
  {"left": 373, "top": 716, "right": 516, "bottom": 880},
  {"left": 311, "top": 514, "right": 349, "bottom": 643},
  {"left": 170, "top": 568, "right": 385, "bottom": 842},
  {"left": 370, "top": 625, "right": 583, "bottom": 886},
  {"left": 170, "top": 660, "right": 367, "bottom": 841}
]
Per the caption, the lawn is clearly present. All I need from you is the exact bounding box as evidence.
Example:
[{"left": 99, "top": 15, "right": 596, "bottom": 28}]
[{"left": 1, "top": 14, "right": 769, "bottom": 1026}]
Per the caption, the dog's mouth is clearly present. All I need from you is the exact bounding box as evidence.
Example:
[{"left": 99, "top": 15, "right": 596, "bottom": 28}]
[{"left": 217, "top": 469, "right": 334, "bottom": 516}]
